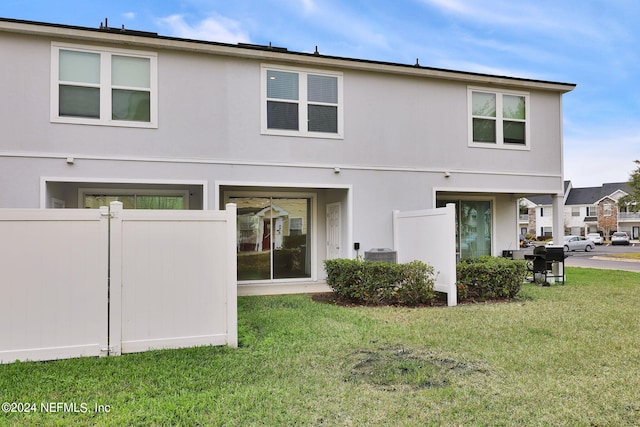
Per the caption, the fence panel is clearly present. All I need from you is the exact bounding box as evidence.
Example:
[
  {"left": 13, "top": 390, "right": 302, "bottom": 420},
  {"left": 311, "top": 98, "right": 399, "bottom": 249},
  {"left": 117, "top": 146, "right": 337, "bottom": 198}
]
[
  {"left": 0, "top": 209, "right": 108, "bottom": 363},
  {"left": 0, "top": 203, "right": 237, "bottom": 364},
  {"left": 393, "top": 204, "right": 457, "bottom": 306},
  {"left": 110, "top": 202, "right": 237, "bottom": 355}
]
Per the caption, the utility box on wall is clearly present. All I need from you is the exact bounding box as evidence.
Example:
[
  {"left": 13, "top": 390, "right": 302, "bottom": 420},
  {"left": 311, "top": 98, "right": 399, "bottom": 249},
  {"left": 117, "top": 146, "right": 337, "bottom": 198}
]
[{"left": 364, "top": 248, "right": 397, "bottom": 263}]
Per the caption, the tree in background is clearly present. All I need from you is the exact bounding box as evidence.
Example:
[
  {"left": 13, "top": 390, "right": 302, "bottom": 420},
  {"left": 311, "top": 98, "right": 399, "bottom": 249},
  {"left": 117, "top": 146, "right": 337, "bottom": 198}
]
[{"left": 618, "top": 160, "right": 640, "bottom": 212}]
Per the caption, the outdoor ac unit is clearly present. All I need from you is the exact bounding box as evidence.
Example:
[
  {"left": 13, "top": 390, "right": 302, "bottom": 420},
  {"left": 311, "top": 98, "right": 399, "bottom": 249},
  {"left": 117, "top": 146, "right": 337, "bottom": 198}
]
[{"left": 364, "top": 248, "right": 397, "bottom": 263}]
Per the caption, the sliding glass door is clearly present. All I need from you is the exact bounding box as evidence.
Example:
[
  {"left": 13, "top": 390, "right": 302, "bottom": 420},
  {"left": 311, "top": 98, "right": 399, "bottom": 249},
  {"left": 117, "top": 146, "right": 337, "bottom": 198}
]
[
  {"left": 229, "top": 195, "right": 312, "bottom": 281},
  {"left": 438, "top": 199, "right": 492, "bottom": 260}
]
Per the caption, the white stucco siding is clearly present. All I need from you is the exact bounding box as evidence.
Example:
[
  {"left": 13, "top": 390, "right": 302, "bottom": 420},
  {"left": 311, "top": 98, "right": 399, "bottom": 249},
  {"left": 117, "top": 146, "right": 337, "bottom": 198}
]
[
  {"left": 1, "top": 30, "right": 566, "bottom": 184},
  {"left": 0, "top": 20, "right": 573, "bottom": 280},
  {"left": 0, "top": 33, "right": 52, "bottom": 150},
  {"left": 0, "top": 154, "right": 543, "bottom": 267}
]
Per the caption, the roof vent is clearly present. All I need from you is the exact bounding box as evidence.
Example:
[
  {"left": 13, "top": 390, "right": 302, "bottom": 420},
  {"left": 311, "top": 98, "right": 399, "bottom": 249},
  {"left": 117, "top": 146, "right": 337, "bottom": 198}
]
[{"left": 99, "top": 18, "right": 158, "bottom": 36}]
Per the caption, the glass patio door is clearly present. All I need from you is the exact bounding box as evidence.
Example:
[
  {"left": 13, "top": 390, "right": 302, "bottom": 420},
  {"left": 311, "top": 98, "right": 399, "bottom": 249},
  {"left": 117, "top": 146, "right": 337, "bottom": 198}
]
[
  {"left": 230, "top": 196, "right": 311, "bottom": 281},
  {"left": 438, "top": 199, "right": 492, "bottom": 260}
]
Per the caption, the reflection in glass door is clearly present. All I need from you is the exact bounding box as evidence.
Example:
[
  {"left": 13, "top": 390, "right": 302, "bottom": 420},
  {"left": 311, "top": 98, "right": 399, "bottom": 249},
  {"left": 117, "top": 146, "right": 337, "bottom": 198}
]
[
  {"left": 229, "top": 196, "right": 312, "bottom": 281},
  {"left": 235, "top": 197, "right": 271, "bottom": 280},
  {"left": 438, "top": 199, "right": 492, "bottom": 260}
]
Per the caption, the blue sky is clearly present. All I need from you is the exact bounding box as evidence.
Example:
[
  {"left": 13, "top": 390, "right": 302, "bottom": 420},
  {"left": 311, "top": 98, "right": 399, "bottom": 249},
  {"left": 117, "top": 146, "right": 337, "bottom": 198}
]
[{"left": 2, "top": 0, "right": 639, "bottom": 188}]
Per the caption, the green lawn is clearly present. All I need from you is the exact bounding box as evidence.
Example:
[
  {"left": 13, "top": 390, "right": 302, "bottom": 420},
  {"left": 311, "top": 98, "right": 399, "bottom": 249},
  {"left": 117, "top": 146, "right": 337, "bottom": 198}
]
[{"left": 2, "top": 267, "right": 640, "bottom": 426}]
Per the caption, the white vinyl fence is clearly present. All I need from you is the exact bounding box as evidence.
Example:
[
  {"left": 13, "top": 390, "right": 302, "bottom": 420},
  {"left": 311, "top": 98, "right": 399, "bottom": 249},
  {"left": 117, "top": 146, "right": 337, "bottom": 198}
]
[
  {"left": 0, "top": 202, "right": 237, "bottom": 364},
  {"left": 393, "top": 204, "right": 457, "bottom": 306}
]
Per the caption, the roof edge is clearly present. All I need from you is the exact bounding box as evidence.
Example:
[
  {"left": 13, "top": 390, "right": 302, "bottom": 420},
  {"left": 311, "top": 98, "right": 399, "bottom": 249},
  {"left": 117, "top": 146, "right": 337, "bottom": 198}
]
[{"left": 0, "top": 17, "right": 577, "bottom": 92}]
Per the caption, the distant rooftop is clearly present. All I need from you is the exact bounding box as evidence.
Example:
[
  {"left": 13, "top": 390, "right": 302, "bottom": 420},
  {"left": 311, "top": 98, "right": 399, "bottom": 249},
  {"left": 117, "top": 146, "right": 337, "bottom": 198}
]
[{"left": 526, "top": 181, "right": 630, "bottom": 206}]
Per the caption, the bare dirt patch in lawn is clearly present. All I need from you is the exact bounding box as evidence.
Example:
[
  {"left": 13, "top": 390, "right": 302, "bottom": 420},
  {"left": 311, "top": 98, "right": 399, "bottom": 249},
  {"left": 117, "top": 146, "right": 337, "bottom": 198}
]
[{"left": 344, "top": 346, "right": 490, "bottom": 391}]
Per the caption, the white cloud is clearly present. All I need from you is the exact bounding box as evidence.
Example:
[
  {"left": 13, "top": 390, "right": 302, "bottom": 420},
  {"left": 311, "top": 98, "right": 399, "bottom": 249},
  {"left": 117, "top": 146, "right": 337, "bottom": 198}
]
[
  {"left": 419, "top": 0, "right": 607, "bottom": 44},
  {"left": 156, "top": 14, "right": 251, "bottom": 44},
  {"left": 423, "top": 0, "right": 474, "bottom": 15},
  {"left": 433, "top": 58, "right": 546, "bottom": 80},
  {"left": 299, "top": 0, "right": 316, "bottom": 14},
  {"left": 563, "top": 129, "right": 639, "bottom": 187},
  {"left": 122, "top": 12, "right": 136, "bottom": 20}
]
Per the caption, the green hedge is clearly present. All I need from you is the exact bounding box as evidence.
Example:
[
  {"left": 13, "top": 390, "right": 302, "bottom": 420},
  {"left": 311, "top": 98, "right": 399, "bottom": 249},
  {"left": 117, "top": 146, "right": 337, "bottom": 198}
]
[
  {"left": 324, "top": 259, "right": 437, "bottom": 306},
  {"left": 456, "top": 256, "right": 526, "bottom": 301}
]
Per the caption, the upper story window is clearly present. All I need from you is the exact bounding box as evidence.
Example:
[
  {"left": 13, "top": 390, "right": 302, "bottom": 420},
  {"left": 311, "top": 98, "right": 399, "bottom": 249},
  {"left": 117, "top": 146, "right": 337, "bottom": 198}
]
[
  {"left": 468, "top": 87, "right": 529, "bottom": 149},
  {"left": 571, "top": 207, "right": 580, "bottom": 217},
  {"left": 261, "top": 65, "right": 343, "bottom": 139},
  {"left": 51, "top": 43, "right": 157, "bottom": 128}
]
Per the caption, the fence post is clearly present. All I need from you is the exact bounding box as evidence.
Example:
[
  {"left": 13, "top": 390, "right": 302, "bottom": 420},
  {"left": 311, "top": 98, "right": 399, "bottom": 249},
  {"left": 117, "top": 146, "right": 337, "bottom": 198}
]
[
  {"left": 98, "top": 205, "right": 111, "bottom": 356},
  {"left": 108, "top": 201, "right": 124, "bottom": 356},
  {"left": 225, "top": 203, "right": 238, "bottom": 348},
  {"left": 444, "top": 203, "right": 457, "bottom": 307}
]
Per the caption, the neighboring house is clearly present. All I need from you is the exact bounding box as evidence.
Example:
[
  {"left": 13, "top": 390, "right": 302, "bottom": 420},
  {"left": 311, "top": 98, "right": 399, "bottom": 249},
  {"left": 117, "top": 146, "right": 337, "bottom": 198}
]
[
  {"left": 0, "top": 18, "right": 575, "bottom": 294},
  {"left": 519, "top": 181, "right": 572, "bottom": 237},
  {"left": 520, "top": 181, "right": 640, "bottom": 239}
]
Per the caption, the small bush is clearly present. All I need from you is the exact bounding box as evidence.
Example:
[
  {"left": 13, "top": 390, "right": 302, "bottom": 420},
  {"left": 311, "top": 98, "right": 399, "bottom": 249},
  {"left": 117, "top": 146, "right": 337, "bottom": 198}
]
[
  {"left": 324, "top": 259, "right": 437, "bottom": 306},
  {"left": 456, "top": 256, "right": 526, "bottom": 301}
]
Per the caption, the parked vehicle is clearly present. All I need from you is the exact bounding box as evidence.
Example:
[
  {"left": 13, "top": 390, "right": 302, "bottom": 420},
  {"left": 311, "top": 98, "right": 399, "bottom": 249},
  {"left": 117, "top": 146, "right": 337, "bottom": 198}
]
[
  {"left": 519, "top": 236, "right": 535, "bottom": 248},
  {"left": 611, "top": 231, "right": 630, "bottom": 246},
  {"left": 548, "top": 235, "right": 594, "bottom": 252},
  {"left": 586, "top": 233, "right": 603, "bottom": 245}
]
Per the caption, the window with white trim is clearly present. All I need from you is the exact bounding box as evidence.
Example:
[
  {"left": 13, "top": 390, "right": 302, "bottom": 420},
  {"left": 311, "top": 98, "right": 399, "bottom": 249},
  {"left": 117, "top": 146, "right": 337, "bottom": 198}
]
[
  {"left": 80, "top": 188, "right": 188, "bottom": 209},
  {"left": 261, "top": 65, "right": 343, "bottom": 138},
  {"left": 468, "top": 87, "right": 529, "bottom": 149},
  {"left": 289, "top": 217, "right": 304, "bottom": 235},
  {"left": 51, "top": 43, "right": 157, "bottom": 128}
]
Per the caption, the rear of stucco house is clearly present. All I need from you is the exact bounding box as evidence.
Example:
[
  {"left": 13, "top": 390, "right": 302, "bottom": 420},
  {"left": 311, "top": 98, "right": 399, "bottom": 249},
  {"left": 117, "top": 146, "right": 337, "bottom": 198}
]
[{"left": 0, "top": 17, "right": 575, "bottom": 294}]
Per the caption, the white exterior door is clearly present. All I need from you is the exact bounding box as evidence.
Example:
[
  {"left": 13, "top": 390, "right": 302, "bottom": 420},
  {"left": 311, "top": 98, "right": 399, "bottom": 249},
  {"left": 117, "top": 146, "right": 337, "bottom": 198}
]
[{"left": 326, "top": 202, "right": 341, "bottom": 259}]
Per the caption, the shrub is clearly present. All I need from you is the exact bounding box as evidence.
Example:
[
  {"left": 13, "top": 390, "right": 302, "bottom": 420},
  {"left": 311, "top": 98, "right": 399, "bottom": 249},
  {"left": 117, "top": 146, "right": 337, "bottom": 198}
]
[
  {"left": 324, "top": 258, "right": 437, "bottom": 306},
  {"left": 456, "top": 256, "right": 526, "bottom": 301}
]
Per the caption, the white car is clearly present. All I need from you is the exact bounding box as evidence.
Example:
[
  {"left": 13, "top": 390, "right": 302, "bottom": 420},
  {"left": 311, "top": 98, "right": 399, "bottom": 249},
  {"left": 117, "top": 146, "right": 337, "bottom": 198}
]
[
  {"left": 611, "top": 231, "right": 631, "bottom": 246},
  {"left": 586, "top": 233, "right": 603, "bottom": 245},
  {"left": 547, "top": 235, "right": 594, "bottom": 252}
]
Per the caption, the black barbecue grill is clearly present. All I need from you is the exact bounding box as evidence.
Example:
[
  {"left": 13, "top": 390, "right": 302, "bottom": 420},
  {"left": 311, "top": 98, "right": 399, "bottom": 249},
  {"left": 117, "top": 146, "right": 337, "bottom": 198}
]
[{"left": 525, "top": 245, "right": 567, "bottom": 285}]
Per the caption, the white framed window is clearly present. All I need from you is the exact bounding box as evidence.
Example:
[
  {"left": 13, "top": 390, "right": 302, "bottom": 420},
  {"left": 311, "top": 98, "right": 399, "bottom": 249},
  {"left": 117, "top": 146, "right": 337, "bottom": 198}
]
[
  {"left": 289, "top": 217, "right": 304, "bottom": 235},
  {"left": 468, "top": 86, "right": 529, "bottom": 149},
  {"left": 261, "top": 64, "right": 343, "bottom": 138},
  {"left": 51, "top": 42, "right": 158, "bottom": 128},
  {"left": 79, "top": 188, "right": 188, "bottom": 209},
  {"left": 571, "top": 207, "right": 580, "bottom": 217}
]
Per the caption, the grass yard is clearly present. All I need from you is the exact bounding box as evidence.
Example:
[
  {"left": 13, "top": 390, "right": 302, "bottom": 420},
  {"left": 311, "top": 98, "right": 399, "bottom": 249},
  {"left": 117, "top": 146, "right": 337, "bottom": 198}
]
[
  {"left": 605, "top": 251, "right": 640, "bottom": 260},
  {"left": 1, "top": 267, "right": 640, "bottom": 426}
]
